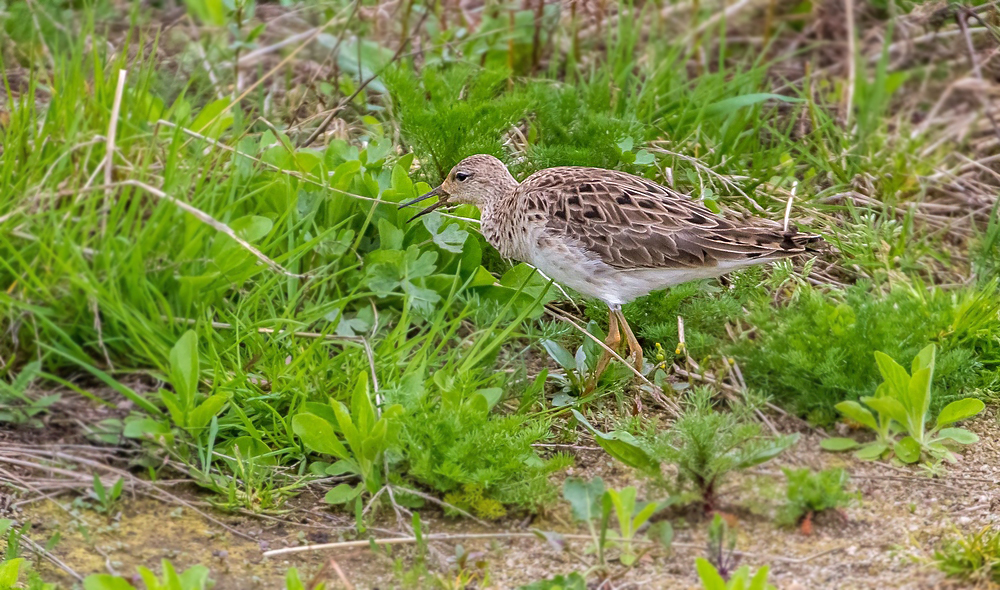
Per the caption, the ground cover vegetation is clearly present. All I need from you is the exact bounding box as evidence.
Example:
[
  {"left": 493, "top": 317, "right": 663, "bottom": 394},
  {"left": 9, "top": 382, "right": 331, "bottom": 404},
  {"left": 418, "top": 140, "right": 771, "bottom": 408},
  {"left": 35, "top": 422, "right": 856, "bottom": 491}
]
[{"left": 1, "top": 0, "right": 999, "bottom": 586}]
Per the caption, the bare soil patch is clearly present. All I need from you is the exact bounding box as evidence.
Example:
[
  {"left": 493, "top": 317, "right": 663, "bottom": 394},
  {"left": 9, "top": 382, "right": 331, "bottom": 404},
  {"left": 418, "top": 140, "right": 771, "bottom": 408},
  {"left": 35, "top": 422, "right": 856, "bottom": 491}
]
[{"left": 3, "top": 397, "right": 998, "bottom": 589}]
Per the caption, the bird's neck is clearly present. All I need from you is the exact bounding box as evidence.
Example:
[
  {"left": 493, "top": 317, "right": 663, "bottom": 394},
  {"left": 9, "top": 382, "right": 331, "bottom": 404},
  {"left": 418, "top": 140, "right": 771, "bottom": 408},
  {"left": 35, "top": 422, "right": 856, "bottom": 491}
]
[{"left": 480, "top": 181, "right": 529, "bottom": 261}]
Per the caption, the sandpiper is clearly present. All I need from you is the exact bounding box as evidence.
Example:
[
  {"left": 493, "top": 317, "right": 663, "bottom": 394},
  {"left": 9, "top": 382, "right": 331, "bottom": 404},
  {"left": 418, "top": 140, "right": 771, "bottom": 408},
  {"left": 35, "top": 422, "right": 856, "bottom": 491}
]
[{"left": 401, "top": 154, "right": 822, "bottom": 383}]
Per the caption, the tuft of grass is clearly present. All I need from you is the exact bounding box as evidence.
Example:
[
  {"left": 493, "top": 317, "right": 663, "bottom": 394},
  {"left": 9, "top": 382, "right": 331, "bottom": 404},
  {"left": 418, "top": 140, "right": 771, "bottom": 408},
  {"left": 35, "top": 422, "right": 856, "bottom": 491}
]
[{"left": 934, "top": 526, "right": 1000, "bottom": 585}]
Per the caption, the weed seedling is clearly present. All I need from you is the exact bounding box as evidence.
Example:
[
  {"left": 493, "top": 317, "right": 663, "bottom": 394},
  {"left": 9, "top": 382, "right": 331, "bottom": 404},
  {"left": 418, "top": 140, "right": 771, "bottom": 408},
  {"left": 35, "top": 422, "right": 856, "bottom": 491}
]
[
  {"left": 562, "top": 477, "right": 671, "bottom": 575},
  {"left": 518, "top": 572, "right": 588, "bottom": 589},
  {"left": 541, "top": 320, "right": 616, "bottom": 397},
  {"left": 646, "top": 388, "right": 797, "bottom": 514},
  {"left": 160, "top": 331, "right": 228, "bottom": 436},
  {"left": 695, "top": 557, "right": 775, "bottom": 590},
  {"left": 437, "top": 544, "right": 491, "bottom": 590},
  {"left": 292, "top": 373, "right": 403, "bottom": 507},
  {"left": 88, "top": 474, "right": 125, "bottom": 516},
  {"left": 704, "top": 514, "right": 740, "bottom": 580},
  {"left": 0, "top": 362, "right": 59, "bottom": 427},
  {"left": 779, "top": 468, "right": 853, "bottom": 533},
  {"left": 605, "top": 486, "right": 664, "bottom": 566},
  {"left": 821, "top": 344, "right": 985, "bottom": 464},
  {"left": 82, "top": 559, "right": 213, "bottom": 590},
  {"left": 0, "top": 520, "right": 55, "bottom": 590}
]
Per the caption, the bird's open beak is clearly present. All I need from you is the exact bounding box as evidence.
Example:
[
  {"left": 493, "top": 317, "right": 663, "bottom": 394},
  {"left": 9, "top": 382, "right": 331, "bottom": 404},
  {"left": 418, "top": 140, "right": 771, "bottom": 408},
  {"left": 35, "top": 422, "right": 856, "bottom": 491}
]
[{"left": 398, "top": 186, "right": 449, "bottom": 222}]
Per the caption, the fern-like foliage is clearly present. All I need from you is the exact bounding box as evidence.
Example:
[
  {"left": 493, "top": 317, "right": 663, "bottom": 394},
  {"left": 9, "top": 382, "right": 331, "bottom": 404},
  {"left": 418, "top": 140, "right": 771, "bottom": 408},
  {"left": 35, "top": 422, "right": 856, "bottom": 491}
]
[
  {"left": 730, "top": 282, "right": 998, "bottom": 424},
  {"left": 645, "top": 388, "right": 796, "bottom": 514},
  {"left": 384, "top": 63, "right": 652, "bottom": 182},
  {"left": 382, "top": 64, "right": 527, "bottom": 182},
  {"left": 779, "top": 468, "right": 853, "bottom": 526},
  {"left": 390, "top": 378, "right": 570, "bottom": 514}
]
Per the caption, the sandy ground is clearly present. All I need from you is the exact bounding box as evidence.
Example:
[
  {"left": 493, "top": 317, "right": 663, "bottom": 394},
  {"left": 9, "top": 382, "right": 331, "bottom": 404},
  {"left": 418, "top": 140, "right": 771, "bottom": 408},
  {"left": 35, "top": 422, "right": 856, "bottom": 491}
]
[{"left": 2, "top": 395, "right": 998, "bottom": 589}]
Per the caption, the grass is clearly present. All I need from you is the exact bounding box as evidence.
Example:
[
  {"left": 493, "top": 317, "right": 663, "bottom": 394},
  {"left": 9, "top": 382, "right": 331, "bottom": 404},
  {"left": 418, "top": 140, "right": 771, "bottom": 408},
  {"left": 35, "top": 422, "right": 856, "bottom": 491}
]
[
  {"left": 1, "top": 0, "right": 999, "bottom": 585},
  {"left": 935, "top": 526, "right": 1000, "bottom": 585}
]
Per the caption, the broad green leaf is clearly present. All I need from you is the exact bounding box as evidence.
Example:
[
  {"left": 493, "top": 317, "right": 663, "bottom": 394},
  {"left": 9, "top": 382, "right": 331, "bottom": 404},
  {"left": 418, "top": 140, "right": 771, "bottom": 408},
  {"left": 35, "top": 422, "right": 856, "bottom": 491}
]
[
  {"left": 162, "top": 556, "right": 181, "bottom": 589},
  {"left": 421, "top": 213, "right": 469, "bottom": 253},
  {"left": 227, "top": 215, "right": 273, "bottom": 245},
  {"left": 855, "top": 441, "right": 889, "bottom": 460},
  {"left": 292, "top": 413, "right": 350, "bottom": 460},
  {"left": 285, "top": 568, "right": 306, "bottom": 590},
  {"left": 169, "top": 330, "right": 200, "bottom": 412},
  {"left": 935, "top": 427, "right": 979, "bottom": 445},
  {"left": 695, "top": 558, "right": 728, "bottom": 590},
  {"left": 563, "top": 477, "right": 605, "bottom": 524},
  {"left": 633, "top": 150, "right": 655, "bottom": 165},
  {"left": 182, "top": 0, "right": 226, "bottom": 25},
  {"left": 187, "top": 394, "right": 228, "bottom": 432},
  {"left": 122, "top": 418, "right": 171, "bottom": 439},
  {"left": 190, "top": 98, "right": 234, "bottom": 138},
  {"left": 177, "top": 564, "right": 212, "bottom": 590},
  {"left": 572, "top": 410, "right": 659, "bottom": 473},
  {"left": 834, "top": 401, "right": 878, "bottom": 431},
  {"left": 295, "top": 150, "right": 323, "bottom": 174},
  {"left": 403, "top": 245, "right": 438, "bottom": 278},
  {"left": 861, "top": 396, "right": 909, "bottom": 426},
  {"left": 737, "top": 434, "right": 798, "bottom": 468},
  {"left": 905, "top": 367, "right": 932, "bottom": 434},
  {"left": 911, "top": 343, "right": 936, "bottom": 376},
  {"left": 705, "top": 93, "right": 803, "bottom": 116},
  {"left": 83, "top": 573, "right": 136, "bottom": 590},
  {"left": 226, "top": 436, "right": 276, "bottom": 467},
  {"left": 325, "top": 460, "right": 359, "bottom": 476},
  {"left": 377, "top": 218, "right": 404, "bottom": 251},
  {"left": 160, "top": 390, "right": 185, "bottom": 427},
  {"left": 389, "top": 163, "right": 415, "bottom": 200},
  {"left": 365, "top": 262, "right": 400, "bottom": 297},
  {"left": 631, "top": 500, "right": 662, "bottom": 531},
  {"left": 475, "top": 388, "right": 503, "bottom": 411},
  {"left": 350, "top": 374, "right": 374, "bottom": 434},
  {"left": 325, "top": 483, "right": 362, "bottom": 504},
  {"left": 542, "top": 340, "right": 575, "bottom": 371},
  {"left": 820, "top": 437, "right": 860, "bottom": 451},
  {"left": 136, "top": 567, "right": 157, "bottom": 590},
  {"left": 303, "top": 402, "right": 339, "bottom": 427},
  {"left": 873, "top": 351, "right": 911, "bottom": 399},
  {"left": 0, "top": 558, "right": 25, "bottom": 588},
  {"left": 748, "top": 565, "right": 772, "bottom": 590},
  {"left": 606, "top": 487, "right": 638, "bottom": 537},
  {"left": 332, "top": 401, "right": 363, "bottom": 454},
  {"left": 894, "top": 436, "right": 921, "bottom": 464},
  {"left": 935, "top": 399, "right": 985, "bottom": 428}
]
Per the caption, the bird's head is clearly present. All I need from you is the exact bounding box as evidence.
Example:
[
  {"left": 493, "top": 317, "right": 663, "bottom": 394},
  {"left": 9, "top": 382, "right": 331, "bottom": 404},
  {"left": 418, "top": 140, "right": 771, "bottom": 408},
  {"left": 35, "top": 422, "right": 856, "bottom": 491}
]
[{"left": 399, "top": 154, "right": 517, "bottom": 221}]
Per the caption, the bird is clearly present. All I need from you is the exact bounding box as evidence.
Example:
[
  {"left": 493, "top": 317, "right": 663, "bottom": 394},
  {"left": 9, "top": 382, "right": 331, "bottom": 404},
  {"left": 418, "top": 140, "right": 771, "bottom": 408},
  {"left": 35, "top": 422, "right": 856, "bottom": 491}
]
[{"left": 400, "top": 154, "right": 823, "bottom": 385}]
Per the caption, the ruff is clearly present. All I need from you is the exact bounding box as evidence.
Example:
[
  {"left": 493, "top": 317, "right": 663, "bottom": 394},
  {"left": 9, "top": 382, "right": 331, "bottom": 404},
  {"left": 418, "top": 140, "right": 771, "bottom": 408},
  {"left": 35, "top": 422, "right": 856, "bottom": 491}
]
[{"left": 401, "top": 154, "right": 823, "bottom": 383}]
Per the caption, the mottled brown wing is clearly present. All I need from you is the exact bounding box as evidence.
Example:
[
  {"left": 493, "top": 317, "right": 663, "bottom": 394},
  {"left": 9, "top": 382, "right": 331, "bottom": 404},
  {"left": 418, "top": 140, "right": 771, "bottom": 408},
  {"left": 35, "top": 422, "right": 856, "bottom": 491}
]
[{"left": 517, "top": 167, "right": 821, "bottom": 270}]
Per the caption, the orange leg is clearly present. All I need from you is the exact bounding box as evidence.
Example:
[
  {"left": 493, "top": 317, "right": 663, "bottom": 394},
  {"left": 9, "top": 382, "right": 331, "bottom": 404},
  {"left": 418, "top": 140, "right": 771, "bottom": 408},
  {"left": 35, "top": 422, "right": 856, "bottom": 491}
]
[
  {"left": 614, "top": 308, "right": 644, "bottom": 373},
  {"left": 586, "top": 308, "right": 622, "bottom": 391}
]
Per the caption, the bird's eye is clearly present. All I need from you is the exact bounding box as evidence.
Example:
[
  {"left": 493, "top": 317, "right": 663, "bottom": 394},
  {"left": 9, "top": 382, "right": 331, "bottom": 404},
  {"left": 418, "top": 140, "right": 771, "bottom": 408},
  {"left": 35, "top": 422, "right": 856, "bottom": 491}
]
[{"left": 455, "top": 171, "right": 472, "bottom": 182}]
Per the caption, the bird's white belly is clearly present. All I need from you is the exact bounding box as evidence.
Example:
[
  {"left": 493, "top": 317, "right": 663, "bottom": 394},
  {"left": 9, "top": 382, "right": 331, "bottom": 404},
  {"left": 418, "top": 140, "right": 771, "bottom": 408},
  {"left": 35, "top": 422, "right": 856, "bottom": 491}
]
[{"left": 527, "top": 238, "right": 765, "bottom": 306}]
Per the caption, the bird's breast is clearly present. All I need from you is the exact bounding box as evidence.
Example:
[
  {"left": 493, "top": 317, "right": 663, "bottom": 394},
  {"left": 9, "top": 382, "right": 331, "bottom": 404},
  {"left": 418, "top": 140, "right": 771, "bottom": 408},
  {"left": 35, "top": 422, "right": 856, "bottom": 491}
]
[{"left": 480, "top": 209, "right": 537, "bottom": 262}]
